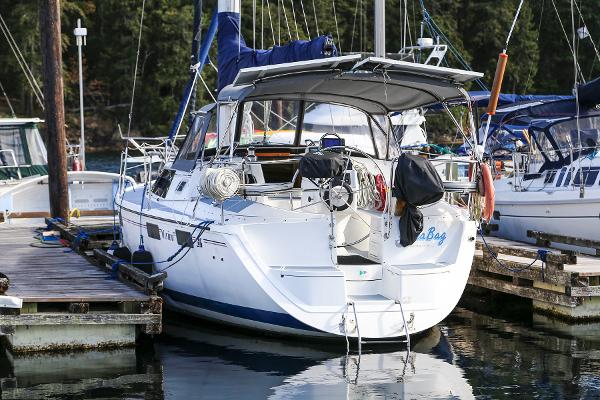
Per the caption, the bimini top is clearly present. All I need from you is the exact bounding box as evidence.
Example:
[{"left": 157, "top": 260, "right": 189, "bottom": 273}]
[{"left": 218, "top": 55, "right": 483, "bottom": 114}]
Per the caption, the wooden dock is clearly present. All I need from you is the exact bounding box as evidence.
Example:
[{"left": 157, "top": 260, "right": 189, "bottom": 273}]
[
  {"left": 0, "top": 223, "right": 163, "bottom": 353},
  {"left": 470, "top": 233, "right": 600, "bottom": 321}
]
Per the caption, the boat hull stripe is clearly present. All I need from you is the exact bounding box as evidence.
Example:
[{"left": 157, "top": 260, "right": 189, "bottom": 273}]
[{"left": 163, "top": 288, "right": 320, "bottom": 332}]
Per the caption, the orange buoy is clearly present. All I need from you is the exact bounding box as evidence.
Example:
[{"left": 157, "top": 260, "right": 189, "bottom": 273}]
[
  {"left": 486, "top": 53, "right": 509, "bottom": 116},
  {"left": 480, "top": 163, "right": 495, "bottom": 222}
]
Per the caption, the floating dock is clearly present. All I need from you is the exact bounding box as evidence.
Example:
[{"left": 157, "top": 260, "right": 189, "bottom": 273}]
[
  {"left": 0, "top": 223, "right": 163, "bottom": 353},
  {"left": 470, "top": 232, "right": 600, "bottom": 321}
]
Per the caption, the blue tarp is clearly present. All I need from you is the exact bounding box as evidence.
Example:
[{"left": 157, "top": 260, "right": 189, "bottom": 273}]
[
  {"left": 467, "top": 91, "right": 574, "bottom": 108},
  {"left": 578, "top": 76, "right": 600, "bottom": 106},
  {"left": 217, "top": 12, "right": 337, "bottom": 91}
]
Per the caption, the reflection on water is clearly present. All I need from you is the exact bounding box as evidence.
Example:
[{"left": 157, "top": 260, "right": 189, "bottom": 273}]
[
  {"left": 447, "top": 308, "right": 600, "bottom": 399},
  {"left": 1, "top": 305, "right": 599, "bottom": 399},
  {"left": 159, "top": 317, "right": 472, "bottom": 399}
]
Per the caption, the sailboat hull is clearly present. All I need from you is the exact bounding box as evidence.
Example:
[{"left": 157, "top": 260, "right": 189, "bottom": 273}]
[
  {"left": 493, "top": 179, "right": 600, "bottom": 249},
  {"left": 119, "top": 189, "right": 476, "bottom": 339}
]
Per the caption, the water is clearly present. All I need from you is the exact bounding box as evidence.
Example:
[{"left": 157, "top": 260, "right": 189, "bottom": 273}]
[
  {"left": 23, "top": 153, "right": 593, "bottom": 399},
  {"left": 2, "top": 305, "right": 599, "bottom": 399},
  {"left": 86, "top": 152, "right": 122, "bottom": 174}
]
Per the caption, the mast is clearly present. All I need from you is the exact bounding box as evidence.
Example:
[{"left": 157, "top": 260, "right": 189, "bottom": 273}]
[
  {"left": 218, "top": 0, "right": 239, "bottom": 12},
  {"left": 374, "top": 0, "right": 385, "bottom": 57},
  {"left": 74, "top": 18, "right": 87, "bottom": 169},
  {"left": 40, "top": 0, "right": 69, "bottom": 221}
]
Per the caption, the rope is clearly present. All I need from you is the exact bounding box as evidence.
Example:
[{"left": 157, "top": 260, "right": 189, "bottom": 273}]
[
  {"left": 127, "top": 0, "right": 146, "bottom": 137},
  {"left": 572, "top": 0, "right": 600, "bottom": 64},
  {"left": 0, "top": 12, "right": 44, "bottom": 109},
  {"left": 0, "top": 80, "right": 15, "bottom": 117},
  {"left": 504, "top": 0, "right": 524, "bottom": 51},
  {"left": 109, "top": 220, "right": 214, "bottom": 278},
  {"left": 350, "top": 0, "right": 359, "bottom": 53},
  {"left": 311, "top": 0, "right": 319, "bottom": 36},
  {"left": 281, "top": 0, "right": 293, "bottom": 41},
  {"left": 524, "top": 0, "right": 545, "bottom": 90},
  {"left": 265, "top": 0, "right": 276, "bottom": 47},
  {"left": 332, "top": 0, "right": 342, "bottom": 54},
  {"left": 289, "top": 0, "right": 300, "bottom": 40},
  {"left": 200, "top": 167, "right": 241, "bottom": 201},
  {"left": 479, "top": 228, "right": 549, "bottom": 278},
  {"left": 299, "top": 0, "right": 311, "bottom": 38},
  {"left": 550, "top": 0, "right": 585, "bottom": 83},
  {"left": 353, "top": 161, "right": 380, "bottom": 209},
  {"left": 419, "top": 4, "right": 487, "bottom": 91},
  {"left": 199, "top": 73, "right": 216, "bottom": 102},
  {"left": 277, "top": 0, "right": 281, "bottom": 45},
  {"left": 253, "top": 0, "right": 256, "bottom": 49}
]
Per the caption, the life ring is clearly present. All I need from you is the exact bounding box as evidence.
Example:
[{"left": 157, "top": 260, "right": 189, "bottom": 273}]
[{"left": 480, "top": 163, "right": 495, "bottom": 222}]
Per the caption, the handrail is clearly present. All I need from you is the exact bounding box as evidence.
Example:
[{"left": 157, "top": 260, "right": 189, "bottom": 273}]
[{"left": 0, "top": 149, "right": 19, "bottom": 167}]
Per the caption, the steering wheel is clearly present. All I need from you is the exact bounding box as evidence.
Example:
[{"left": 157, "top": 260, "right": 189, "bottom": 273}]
[{"left": 322, "top": 176, "right": 354, "bottom": 211}]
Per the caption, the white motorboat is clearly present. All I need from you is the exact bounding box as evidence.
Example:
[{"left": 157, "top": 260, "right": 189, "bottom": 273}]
[
  {"left": 117, "top": 52, "right": 483, "bottom": 339},
  {"left": 0, "top": 118, "right": 126, "bottom": 222}
]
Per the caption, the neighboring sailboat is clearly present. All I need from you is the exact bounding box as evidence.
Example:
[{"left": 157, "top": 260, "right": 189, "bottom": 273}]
[
  {"left": 116, "top": 1, "right": 484, "bottom": 340},
  {"left": 489, "top": 77, "right": 600, "bottom": 246}
]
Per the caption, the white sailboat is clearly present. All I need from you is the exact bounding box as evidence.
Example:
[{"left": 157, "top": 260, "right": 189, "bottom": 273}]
[
  {"left": 491, "top": 99, "right": 600, "bottom": 245},
  {"left": 116, "top": 1, "right": 483, "bottom": 340}
]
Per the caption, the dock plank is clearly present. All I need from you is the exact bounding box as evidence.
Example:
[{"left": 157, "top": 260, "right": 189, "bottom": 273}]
[{"left": 0, "top": 225, "right": 148, "bottom": 302}]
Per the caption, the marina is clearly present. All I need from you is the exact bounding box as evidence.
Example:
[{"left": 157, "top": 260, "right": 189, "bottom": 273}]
[{"left": 1, "top": 0, "right": 600, "bottom": 397}]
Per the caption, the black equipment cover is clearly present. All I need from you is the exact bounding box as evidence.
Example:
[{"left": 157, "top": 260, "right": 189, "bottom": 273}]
[
  {"left": 399, "top": 206, "right": 424, "bottom": 247},
  {"left": 299, "top": 152, "right": 345, "bottom": 179},
  {"left": 393, "top": 154, "right": 444, "bottom": 246}
]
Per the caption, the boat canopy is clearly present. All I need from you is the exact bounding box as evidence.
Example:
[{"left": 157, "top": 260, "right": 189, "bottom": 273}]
[
  {"left": 0, "top": 119, "right": 48, "bottom": 179},
  {"left": 529, "top": 112, "right": 600, "bottom": 172},
  {"left": 219, "top": 56, "right": 483, "bottom": 115}
]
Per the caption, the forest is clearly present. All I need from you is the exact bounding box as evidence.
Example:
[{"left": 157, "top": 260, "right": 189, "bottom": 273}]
[{"left": 0, "top": 0, "right": 599, "bottom": 149}]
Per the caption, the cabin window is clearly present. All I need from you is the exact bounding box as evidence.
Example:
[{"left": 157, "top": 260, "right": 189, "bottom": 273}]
[
  {"left": 238, "top": 100, "right": 300, "bottom": 146},
  {"left": 151, "top": 169, "right": 175, "bottom": 198},
  {"left": 0, "top": 127, "right": 28, "bottom": 166},
  {"left": 547, "top": 116, "right": 600, "bottom": 159},
  {"left": 179, "top": 115, "right": 206, "bottom": 161},
  {"left": 301, "top": 103, "right": 376, "bottom": 156},
  {"left": 573, "top": 167, "right": 600, "bottom": 187},
  {"left": 172, "top": 111, "right": 216, "bottom": 171},
  {"left": 372, "top": 115, "right": 392, "bottom": 158}
]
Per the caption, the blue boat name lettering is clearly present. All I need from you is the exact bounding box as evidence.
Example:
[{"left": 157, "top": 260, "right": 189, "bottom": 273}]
[{"left": 417, "top": 227, "right": 447, "bottom": 246}]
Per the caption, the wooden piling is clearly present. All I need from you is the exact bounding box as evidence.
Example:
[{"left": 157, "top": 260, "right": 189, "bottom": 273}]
[{"left": 39, "top": 0, "right": 69, "bottom": 221}]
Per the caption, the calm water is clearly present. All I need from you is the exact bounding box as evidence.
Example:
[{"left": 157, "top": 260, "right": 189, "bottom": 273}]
[
  {"left": 1, "top": 305, "right": 599, "bottom": 399},
  {"left": 4, "top": 153, "right": 591, "bottom": 399}
]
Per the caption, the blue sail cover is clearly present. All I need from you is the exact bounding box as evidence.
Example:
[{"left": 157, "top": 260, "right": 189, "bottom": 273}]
[
  {"left": 217, "top": 12, "right": 337, "bottom": 91},
  {"left": 467, "top": 91, "right": 574, "bottom": 108}
]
